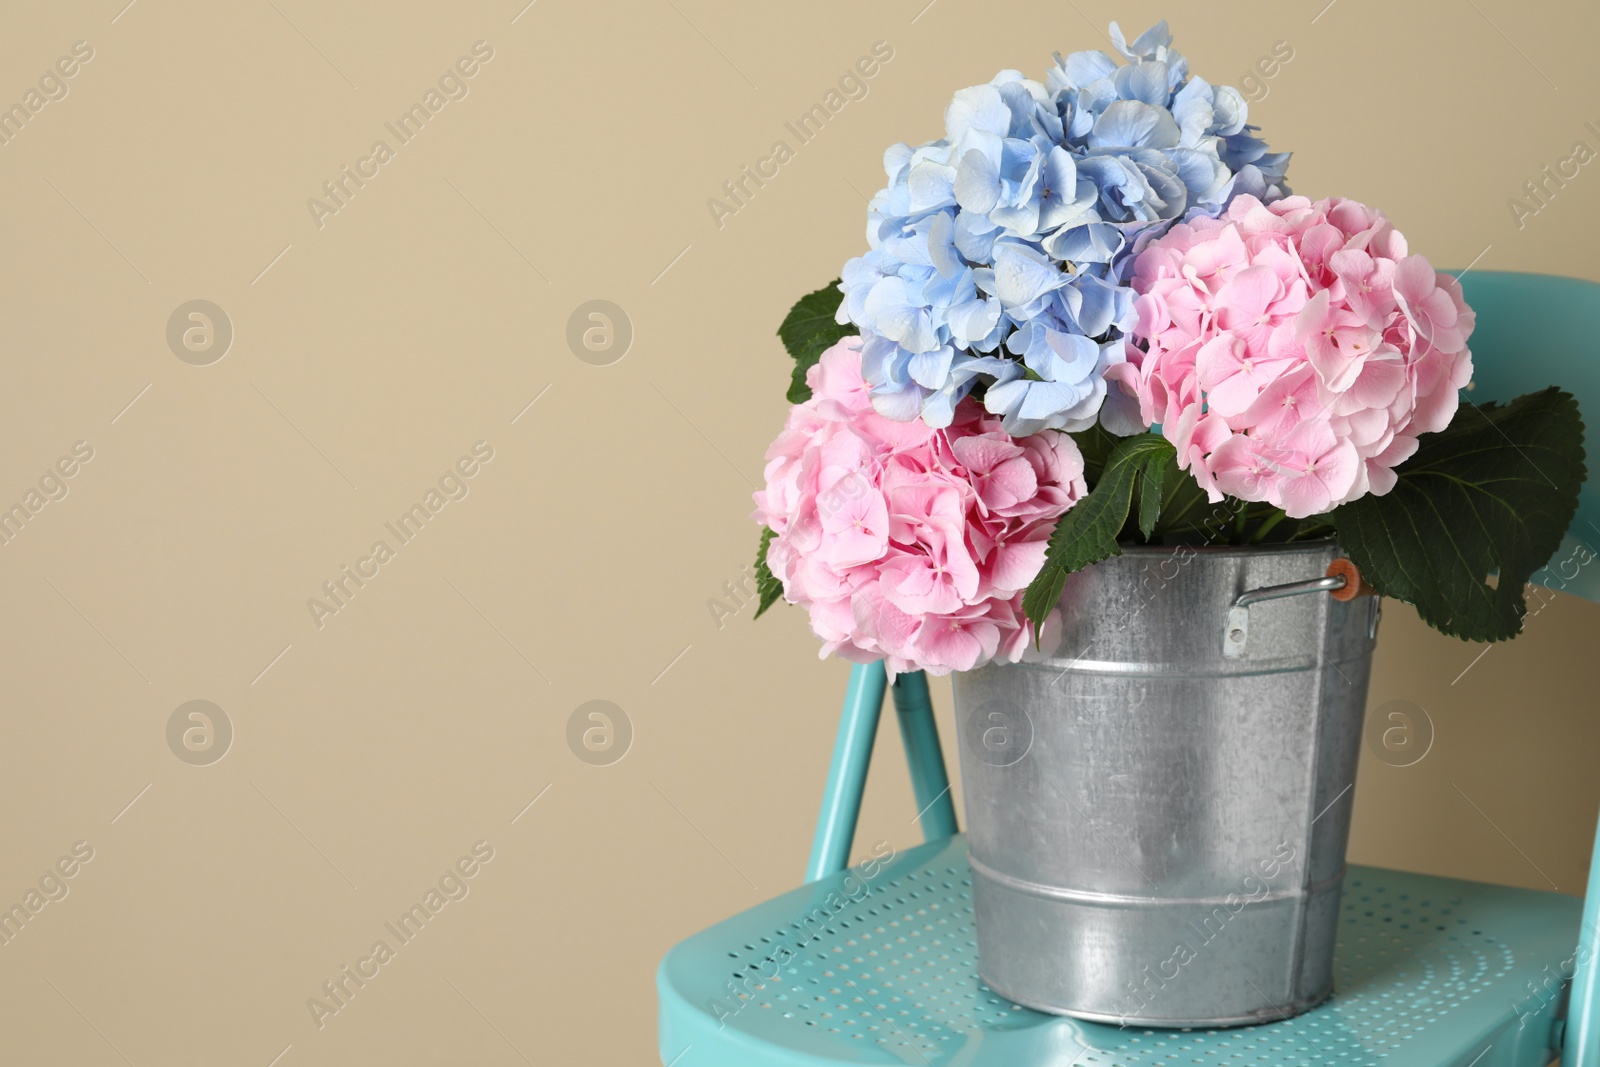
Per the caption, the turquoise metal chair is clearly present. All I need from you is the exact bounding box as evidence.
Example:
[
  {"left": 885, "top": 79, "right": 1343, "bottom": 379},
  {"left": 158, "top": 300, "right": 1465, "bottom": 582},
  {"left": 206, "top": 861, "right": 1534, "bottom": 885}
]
[{"left": 659, "top": 271, "right": 1600, "bottom": 1067}]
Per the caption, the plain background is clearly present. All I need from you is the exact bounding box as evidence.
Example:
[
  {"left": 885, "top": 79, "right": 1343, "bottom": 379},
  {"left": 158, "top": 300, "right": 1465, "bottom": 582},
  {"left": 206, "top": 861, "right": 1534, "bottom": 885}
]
[{"left": 0, "top": 0, "right": 1596, "bottom": 1063}]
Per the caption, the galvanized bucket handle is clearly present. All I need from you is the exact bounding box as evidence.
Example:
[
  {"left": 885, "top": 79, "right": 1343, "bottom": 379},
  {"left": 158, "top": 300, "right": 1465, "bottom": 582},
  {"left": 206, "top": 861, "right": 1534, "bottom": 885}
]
[{"left": 1223, "top": 560, "right": 1379, "bottom": 658}]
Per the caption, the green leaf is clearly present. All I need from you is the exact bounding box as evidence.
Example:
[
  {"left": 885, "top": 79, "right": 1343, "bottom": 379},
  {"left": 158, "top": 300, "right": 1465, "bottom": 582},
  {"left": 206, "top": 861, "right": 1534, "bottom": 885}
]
[
  {"left": 1068, "top": 424, "right": 1119, "bottom": 483},
  {"left": 1330, "top": 387, "right": 1586, "bottom": 642},
  {"left": 1148, "top": 453, "right": 1224, "bottom": 539},
  {"left": 1022, "top": 433, "right": 1176, "bottom": 629},
  {"left": 1022, "top": 565, "right": 1070, "bottom": 638},
  {"left": 1137, "top": 447, "right": 1168, "bottom": 539},
  {"left": 778, "top": 282, "right": 857, "bottom": 404},
  {"left": 753, "top": 527, "right": 785, "bottom": 620}
]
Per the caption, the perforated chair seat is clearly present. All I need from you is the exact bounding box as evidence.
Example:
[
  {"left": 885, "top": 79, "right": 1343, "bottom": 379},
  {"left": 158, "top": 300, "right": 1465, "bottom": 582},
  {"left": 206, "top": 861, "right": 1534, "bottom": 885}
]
[{"left": 659, "top": 835, "right": 1582, "bottom": 1067}]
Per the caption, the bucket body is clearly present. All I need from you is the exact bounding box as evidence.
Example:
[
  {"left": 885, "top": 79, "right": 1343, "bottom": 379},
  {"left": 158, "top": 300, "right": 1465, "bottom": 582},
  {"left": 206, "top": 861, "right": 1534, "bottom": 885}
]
[{"left": 952, "top": 541, "right": 1376, "bottom": 1027}]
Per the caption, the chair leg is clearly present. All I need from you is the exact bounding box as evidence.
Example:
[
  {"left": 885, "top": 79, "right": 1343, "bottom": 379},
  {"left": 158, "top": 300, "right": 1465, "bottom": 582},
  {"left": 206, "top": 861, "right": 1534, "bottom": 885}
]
[
  {"left": 891, "top": 671, "right": 958, "bottom": 842},
  {"left": 805, "top": 662, "right": 887, "bottom": 883}
]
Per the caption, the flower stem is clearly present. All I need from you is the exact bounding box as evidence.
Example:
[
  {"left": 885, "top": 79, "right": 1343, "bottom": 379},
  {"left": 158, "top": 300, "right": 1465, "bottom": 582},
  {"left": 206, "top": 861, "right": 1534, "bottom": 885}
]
[
  {"left": 1288, "top": 521, "right": 1335, "bottom": 542},
  {"left": 1248, "top": 508, "right": 1289, "bottom": 543}
]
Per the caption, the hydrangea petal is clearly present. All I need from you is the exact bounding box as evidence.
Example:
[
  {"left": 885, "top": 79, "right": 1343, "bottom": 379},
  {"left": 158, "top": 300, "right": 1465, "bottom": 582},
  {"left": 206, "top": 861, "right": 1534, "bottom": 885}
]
[
  {"left": 836, "top": 24, "right": 1290, "bottom": 438},
  {"left": 1090, "top": 100, "right": 1181, "bottom": 150}
]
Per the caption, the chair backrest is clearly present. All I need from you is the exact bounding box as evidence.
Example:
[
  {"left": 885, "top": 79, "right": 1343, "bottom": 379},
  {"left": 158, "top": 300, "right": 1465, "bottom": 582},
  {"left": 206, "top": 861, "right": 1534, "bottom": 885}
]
[
  {"left": 1456, "top": 271, "right": 1600, "bottom": 1065},
  {"left": 1457, "top": 271, "right": 1600, "bottom": 602},
  {"left": 805, "top": 665, "right": 956, "bottom": 885}
]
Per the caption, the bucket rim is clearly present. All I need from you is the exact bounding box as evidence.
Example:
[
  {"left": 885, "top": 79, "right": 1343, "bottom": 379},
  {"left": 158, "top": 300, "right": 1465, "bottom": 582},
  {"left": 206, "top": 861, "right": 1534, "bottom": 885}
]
[{"left": 1108, "top": 538, "right": 1339, "bottom": 559}]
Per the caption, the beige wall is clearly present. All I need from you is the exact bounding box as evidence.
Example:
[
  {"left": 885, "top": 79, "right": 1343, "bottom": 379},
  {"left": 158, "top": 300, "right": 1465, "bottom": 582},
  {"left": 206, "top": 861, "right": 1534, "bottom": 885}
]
[{"left": 0, "top": 0, "right": 1596, "bottom": 1062}]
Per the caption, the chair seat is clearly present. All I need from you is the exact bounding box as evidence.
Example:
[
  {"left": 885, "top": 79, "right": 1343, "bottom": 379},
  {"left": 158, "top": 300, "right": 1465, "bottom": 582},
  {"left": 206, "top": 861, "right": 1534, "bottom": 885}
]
[{"left": 659, "top": 834, "right": 1581, "bottom": 1067}]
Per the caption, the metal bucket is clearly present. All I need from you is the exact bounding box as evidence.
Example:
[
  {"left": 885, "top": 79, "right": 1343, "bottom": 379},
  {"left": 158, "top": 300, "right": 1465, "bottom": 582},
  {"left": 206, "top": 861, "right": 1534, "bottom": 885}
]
[{"left": 952, "top": 541, "right": 1378, "bottom": 1027}]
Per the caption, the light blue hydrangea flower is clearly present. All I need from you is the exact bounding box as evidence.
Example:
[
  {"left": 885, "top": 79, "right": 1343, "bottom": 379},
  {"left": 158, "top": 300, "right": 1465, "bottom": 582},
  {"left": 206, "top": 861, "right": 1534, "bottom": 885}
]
[{"left": 837, "top": 21, "right": 1291, "bottom": 437}]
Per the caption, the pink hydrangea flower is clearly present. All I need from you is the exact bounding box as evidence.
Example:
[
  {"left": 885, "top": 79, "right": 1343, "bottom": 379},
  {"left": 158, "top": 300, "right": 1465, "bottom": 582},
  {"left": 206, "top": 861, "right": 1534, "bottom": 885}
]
[
  {"left": 754, "top": 338, "right": 1084, "bottom": 676},
  {"left": 1106, "top": 195, "right": 1474, "bottom": 517}
]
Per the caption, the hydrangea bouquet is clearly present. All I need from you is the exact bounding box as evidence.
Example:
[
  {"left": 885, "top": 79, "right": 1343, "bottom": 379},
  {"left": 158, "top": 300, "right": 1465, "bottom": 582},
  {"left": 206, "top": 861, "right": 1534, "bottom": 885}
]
[{"left": 753, "top": 21, "right": 1586, "bottom": 676}]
